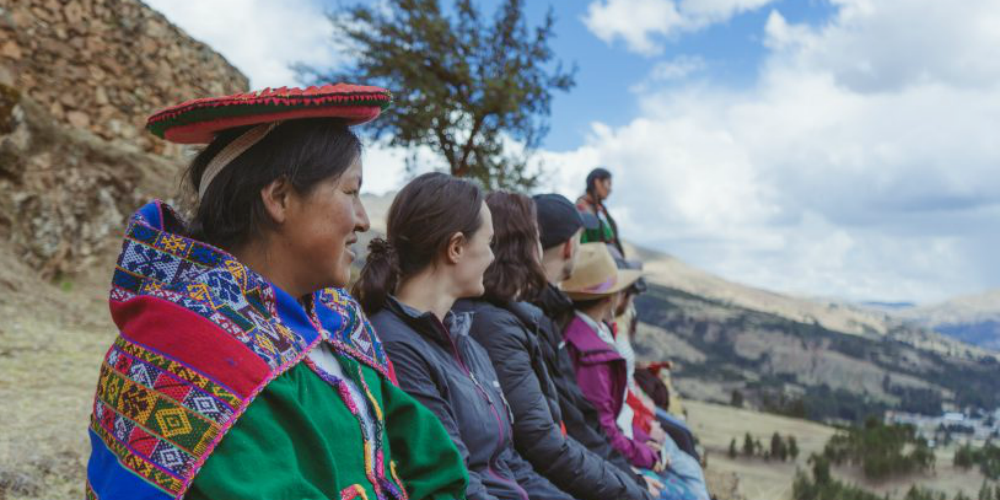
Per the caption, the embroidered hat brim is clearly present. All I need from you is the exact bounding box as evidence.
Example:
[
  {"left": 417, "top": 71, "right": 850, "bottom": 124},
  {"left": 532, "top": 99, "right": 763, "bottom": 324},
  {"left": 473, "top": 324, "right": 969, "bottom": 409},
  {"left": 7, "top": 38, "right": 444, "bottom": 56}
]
[{"left": 146, "top": 83, "right": 392, "bottom": 144}]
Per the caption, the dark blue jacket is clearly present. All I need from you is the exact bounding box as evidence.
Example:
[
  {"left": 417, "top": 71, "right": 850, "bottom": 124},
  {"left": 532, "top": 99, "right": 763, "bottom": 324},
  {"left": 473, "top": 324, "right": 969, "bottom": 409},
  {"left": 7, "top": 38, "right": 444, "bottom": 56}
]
[
  {"left": 453, "top": 298, "right": 652, "bottom": 500},
  {"left": 371, "top": 297, "right": 574, "bottom": 500}
]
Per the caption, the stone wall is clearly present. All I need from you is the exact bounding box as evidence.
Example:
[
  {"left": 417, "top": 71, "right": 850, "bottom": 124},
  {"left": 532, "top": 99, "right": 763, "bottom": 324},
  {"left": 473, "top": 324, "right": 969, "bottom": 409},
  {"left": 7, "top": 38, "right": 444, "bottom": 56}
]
[
  {"left": 0, "top": 0, "right": 249, "bottom": 156},
  {"left": 0, "top": 0, "right": 250, "bottom": 281}
]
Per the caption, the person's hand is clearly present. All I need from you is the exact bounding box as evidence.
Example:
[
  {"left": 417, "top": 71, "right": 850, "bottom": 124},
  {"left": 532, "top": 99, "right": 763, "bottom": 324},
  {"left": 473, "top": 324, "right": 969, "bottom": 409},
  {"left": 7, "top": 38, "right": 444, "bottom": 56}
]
[
  {"left": 644, "top": 475, "right": 664, "bottom": 497},
  {"left": 649, "top": 422, "right": 667, "bottom": 444},
  {"left": 653, "top": 459, "right": 666, "bottom": 473},
  {"left": 646, "top": 440, "right": 664, "bottom": 453}
]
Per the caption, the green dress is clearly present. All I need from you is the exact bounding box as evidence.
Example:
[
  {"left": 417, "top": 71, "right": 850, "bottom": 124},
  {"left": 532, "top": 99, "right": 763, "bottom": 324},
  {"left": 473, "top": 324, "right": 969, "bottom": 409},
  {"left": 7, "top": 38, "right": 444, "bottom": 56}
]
[{"left": 187, "top": 351, "right": 468, "bottom": 500}]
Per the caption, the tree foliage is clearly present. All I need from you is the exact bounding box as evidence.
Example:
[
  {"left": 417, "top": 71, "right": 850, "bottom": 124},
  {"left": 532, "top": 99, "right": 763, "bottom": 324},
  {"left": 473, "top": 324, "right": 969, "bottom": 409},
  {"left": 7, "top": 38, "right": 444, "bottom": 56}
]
[
  {"left": 955, "top": 443, "right": 1000, "bottom": 480},
  {"left": 302, "top": 0, "right": 575, "bottom": 189},
  {"left": 822, "top": 417, "right": 935, "bottom": 481}
]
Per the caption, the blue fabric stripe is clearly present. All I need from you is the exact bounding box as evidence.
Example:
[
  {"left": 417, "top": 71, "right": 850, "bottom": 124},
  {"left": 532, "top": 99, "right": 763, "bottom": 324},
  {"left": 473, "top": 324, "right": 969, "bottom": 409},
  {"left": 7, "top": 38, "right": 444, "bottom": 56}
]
[
  {"left": 87, "top": 429, "right": 171, "bottom": 500},
  {"left": 273, "top": 286, "right": 320, "bottom": 346},
  {"left": 136, "top": 201, "right": 163, "bottom": 229},
  {"left": 314, "top": 296, "right": 345, "bottom": 339}
]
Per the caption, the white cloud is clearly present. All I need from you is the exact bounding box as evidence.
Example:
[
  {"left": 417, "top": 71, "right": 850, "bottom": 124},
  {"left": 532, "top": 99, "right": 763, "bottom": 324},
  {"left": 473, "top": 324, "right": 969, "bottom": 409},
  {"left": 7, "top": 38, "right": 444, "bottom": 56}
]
[
  {"left": 630, "top": 55, "right": 707, "bottom": 93},
  {"left": 551, "top": 0, "right": 1000, "bottom": 302},
  {"left": 143, "top": 0, "right": 344, "bottom": 88},
  {"left": 584, "top": 0, "right": 778, "bottom": 54},
  {"left": 648, "top": 55, "right": 706, "bottom": 81},
  {"left": 763, "top": 0, "right": 1000, "bottom": 93},
  {"left": 583, "top": 0, "right": 684, "bottom": 55}
]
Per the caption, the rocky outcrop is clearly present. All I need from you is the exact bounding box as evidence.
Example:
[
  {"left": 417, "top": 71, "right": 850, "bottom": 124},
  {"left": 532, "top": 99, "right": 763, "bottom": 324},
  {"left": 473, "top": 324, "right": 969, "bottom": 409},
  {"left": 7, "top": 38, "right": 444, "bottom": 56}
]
[
  {"left": 0, "top": 83, "right": 181, "bottom": 280},
  {"left": 0, "top": 0, "right": 249, "bottom": 281},
  {"left": 0, "top": 0, "right": 248, "bottom": 156}
]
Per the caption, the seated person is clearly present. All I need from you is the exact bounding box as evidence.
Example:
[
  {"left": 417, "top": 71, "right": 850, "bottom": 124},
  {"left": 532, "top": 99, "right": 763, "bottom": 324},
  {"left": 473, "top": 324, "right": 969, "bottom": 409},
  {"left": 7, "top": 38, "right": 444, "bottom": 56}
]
[
  {"left": 562, "top": 244, "right": 706, "bottom": 500},
  {"left": 453, "top": 190, "right": 654, "bottom": 500},
  {"left": 355, "top": 173, "right": 574, "bottom": 500}
]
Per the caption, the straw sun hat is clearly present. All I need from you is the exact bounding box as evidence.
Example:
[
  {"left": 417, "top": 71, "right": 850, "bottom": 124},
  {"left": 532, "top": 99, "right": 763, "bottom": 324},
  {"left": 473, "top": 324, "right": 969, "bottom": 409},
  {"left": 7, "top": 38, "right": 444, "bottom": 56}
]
[{"left": 561, "top": 243, "right": 643, "bottom": 300}]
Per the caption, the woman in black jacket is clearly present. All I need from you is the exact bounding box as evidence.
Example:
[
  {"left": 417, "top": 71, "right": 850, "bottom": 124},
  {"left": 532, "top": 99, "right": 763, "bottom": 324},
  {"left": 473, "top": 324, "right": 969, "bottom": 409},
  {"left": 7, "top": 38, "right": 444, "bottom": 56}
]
[
  {"left": 353, "top": 173, "right": 574, "bottom": 500},
  {"left": 453, "top": 191, "right": 654, "bottom": 500}
]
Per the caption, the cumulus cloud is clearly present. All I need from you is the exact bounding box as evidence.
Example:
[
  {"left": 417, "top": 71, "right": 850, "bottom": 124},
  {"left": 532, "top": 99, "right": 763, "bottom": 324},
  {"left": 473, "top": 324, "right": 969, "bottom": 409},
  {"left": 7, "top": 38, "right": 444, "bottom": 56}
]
[
  {"left": 549, "top": 0, "right": 1000, "bottom": 302},
  {"left": 143, "top": 0, "right": 344, "bottom": 88},
  {"left": 630, "top": 55, "right": 707, "bottom": 93},
  {"left": 584, "top": 0, "right": 777, "bottom": 54}
]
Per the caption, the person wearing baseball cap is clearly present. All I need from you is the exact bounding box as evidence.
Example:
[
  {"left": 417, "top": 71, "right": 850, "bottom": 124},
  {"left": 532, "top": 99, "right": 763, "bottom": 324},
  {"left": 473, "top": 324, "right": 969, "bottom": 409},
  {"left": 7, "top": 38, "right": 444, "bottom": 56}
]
[
  {"left": 85, "top": 85, "right": 468, "bottom": 500},
  {"left": 529, "top": 195, "right": 670, "bottom": 498}
]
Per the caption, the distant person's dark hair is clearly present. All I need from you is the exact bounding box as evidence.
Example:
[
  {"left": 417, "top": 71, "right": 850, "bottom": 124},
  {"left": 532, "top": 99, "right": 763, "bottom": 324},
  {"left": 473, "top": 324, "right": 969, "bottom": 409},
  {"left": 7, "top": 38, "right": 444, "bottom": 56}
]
[
  {"left": 585, "top": 167, "right": 612, "bottom": 198},
  {"left": 482, "top": 191, "right": 547, "bottom": 303},
  {"left": 352, "top": 172, "right": 484, "bottom": 314},
  {"left": 572, "top": 296, "right": 611, "bottom": 311},
  {"left": 185, "top": 118, "right": 361, "bottom": 250}
]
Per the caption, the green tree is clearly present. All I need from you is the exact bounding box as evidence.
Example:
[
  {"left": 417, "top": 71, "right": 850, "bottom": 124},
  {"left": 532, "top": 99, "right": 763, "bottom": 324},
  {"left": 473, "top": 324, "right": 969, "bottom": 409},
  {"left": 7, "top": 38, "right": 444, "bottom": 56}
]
[
  {"left": 728, "top": 438, "right": 738, "bottom": 459},
  {"left": 743, "top": 432, "right": 755, "bottom": 457},
  {"left": 809, "top": 454, "right": 832, "bottom": 485},
  {"left": 305, "top": 0, "right": 576, "bottom": 189},
  {"left": 731, "top": 389, "right": 744, "bottom": 408},
  {"left": 789, "top": 435, "right": 800, "bottom": 460},
  {"left": 956, "top": 444, "right": 977, "bottom": 469},
  {"left": 772, "top": 432, "right": 788, "bottom": 461}
]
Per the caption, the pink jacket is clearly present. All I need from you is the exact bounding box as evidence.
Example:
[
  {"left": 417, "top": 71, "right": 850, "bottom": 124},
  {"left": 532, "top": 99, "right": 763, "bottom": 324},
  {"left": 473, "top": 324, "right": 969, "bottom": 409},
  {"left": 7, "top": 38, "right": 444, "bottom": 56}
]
[{"left": 563, "top": 316, "right": 657, "bottom": 469}]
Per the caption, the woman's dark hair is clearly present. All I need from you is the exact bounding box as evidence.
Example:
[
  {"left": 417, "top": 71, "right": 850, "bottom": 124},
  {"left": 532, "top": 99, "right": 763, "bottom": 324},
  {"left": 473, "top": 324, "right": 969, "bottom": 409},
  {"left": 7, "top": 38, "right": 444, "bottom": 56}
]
[
  {"left": 352, "top": 172, "right": 484, "bottom": 314},
  {"left": 585, "top": 167, "right": 612, "bottom": 197},
  {"left": 186, "top": 118, "right": 361, "bottom": 250},
  {"left": 481, "top": 191, "right": 547, "bottom": 303}
]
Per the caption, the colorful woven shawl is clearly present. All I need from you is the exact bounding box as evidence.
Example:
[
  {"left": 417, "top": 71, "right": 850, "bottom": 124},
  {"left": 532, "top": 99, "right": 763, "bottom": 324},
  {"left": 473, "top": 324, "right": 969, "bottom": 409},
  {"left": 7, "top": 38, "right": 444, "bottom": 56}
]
[{"left": 86, "top": 200, "right": 395, "bottom": 500}]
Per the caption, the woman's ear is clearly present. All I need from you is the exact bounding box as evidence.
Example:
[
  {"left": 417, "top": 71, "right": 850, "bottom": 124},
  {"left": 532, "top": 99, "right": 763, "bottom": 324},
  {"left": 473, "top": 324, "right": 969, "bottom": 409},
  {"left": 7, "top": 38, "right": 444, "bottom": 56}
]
[
  {"left": 445, "top": 232, "right": 466, "bottom": 265},
  {"left": 260, "top": 177, "right": 293, "bottom": 225}
]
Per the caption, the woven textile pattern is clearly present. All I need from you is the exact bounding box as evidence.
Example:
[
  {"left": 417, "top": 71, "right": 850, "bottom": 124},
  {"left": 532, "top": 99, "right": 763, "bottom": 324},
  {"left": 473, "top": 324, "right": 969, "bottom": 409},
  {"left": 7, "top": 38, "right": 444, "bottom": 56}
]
[{"left": 88, "top": 201, "right": 396, "bottom": 500}]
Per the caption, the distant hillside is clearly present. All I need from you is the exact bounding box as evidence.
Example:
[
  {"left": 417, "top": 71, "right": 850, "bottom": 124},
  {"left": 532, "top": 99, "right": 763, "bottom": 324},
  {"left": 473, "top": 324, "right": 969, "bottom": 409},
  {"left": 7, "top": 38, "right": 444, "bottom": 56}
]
[
  {"left": 626, "top": 242, "right": 992, "bottom": 360},
  {"left": 633, "top": 284, "right": 1000, "bottom": 423},
  {"left": 889, "top": 290, "right": 1000, "bottom": 351},
  {"left": 625, "top": 244, "right": 1000, "bottom": 423}
]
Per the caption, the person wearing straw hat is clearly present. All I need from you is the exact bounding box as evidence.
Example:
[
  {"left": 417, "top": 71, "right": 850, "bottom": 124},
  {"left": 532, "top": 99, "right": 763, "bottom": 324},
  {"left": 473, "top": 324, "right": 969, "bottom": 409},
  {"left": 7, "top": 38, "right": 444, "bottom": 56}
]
[
  {"left": 84, "top": 85, "right": 468, "bottom": 500},
  {"left": 562, "top": 244, "right": 697, "bottom": 500}
]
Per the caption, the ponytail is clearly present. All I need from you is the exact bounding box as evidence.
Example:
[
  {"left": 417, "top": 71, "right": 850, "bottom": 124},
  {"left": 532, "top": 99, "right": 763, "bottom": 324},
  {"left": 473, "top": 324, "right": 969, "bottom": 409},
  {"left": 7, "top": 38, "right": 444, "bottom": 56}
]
[
  {"left": 353, "top": 238, "right": 400, "bottom": 315},
  {"left": 353, "top": 172, "right": 484, "bottom": 315}
]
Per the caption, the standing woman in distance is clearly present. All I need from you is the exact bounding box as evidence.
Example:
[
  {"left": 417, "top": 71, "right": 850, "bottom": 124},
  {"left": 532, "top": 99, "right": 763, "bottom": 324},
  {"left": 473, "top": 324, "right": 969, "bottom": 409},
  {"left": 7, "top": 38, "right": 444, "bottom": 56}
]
[
  {"left": 85, "top": 85, "right": 468, "bottom": 500},
  {"left": 576, "top": 167, "right": 624, "bottom": 259},
  {"left": 355, "top": 173, "right": 575, "bottom": 500}
]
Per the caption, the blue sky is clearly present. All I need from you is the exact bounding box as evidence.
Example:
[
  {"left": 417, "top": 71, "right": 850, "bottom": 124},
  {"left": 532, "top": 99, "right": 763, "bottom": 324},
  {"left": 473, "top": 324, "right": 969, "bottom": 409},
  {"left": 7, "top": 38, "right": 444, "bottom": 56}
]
[
  {"left": 145, "top": 0, "right": 1000, "bottom": 304},
  {"left": 519, "top": 0, "right": 838, "bottom": 151}
]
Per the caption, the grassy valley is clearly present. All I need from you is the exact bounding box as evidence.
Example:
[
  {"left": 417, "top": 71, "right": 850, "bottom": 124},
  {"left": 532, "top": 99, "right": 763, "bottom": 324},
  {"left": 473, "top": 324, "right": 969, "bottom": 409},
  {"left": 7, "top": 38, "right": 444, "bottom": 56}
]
[{"left": 634, "top": 284, "right": 1000, "bottom": 424}]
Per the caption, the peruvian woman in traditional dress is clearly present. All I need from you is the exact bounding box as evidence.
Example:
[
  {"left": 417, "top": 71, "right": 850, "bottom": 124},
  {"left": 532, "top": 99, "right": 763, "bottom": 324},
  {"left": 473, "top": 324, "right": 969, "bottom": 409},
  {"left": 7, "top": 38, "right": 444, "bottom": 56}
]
[{"left": 85, "top": 85, "right": 469, "bottom": 500}]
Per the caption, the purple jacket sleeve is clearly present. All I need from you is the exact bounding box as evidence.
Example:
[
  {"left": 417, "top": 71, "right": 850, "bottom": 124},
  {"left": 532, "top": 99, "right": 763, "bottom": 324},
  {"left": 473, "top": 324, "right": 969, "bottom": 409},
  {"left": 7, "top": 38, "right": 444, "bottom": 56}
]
[{"left": 574, "top": 361, "right": 657, "bottom": 469}]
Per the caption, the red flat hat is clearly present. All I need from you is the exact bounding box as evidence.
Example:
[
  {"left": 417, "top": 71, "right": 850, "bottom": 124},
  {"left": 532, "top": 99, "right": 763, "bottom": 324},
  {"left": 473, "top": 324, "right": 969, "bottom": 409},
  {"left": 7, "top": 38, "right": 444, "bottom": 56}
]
[{"left": 146, "top": 83, "right": 392, "bottom": 144}]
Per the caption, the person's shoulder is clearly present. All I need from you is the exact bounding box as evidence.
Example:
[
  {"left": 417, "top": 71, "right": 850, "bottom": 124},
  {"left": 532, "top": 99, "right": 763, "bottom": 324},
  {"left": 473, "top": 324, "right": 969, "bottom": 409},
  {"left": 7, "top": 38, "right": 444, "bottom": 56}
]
[{"left": 367, "top": 307, "right": 410, "bottom": 341}]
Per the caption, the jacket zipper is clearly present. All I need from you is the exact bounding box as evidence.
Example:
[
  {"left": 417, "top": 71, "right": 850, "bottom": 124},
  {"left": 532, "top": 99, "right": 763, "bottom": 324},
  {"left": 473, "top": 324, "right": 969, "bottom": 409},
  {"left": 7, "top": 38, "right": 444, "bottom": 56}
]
[{"left": 438, "top": 322, "right": 530, "bottom": 500}]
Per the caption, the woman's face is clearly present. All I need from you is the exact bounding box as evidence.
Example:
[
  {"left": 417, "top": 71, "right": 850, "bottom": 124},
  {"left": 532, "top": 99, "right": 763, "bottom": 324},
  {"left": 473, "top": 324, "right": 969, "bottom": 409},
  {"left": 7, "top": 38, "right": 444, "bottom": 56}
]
[
  {"left": 596, "top": 177, "right": 613, "bottom": 200},
  {"left": 282, "top": 157, "right": 369, "bottom": 292},
  {"left": 454, "top": 202, "right": 495, "bottom": 299}
]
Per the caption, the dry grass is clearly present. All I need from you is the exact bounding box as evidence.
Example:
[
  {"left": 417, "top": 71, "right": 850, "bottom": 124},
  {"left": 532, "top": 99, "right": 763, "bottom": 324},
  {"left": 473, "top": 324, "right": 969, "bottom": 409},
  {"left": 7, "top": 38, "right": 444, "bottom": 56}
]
[
  {"left": 0, "top": 248, "right": 114, "bottom": 500},
  {"left": 686, "top": 399, "right": 989, "bottom": 500}
]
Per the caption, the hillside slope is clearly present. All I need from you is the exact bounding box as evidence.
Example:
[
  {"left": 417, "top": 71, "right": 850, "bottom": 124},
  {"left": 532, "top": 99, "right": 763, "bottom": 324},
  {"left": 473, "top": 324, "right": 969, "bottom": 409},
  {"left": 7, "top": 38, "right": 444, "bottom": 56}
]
[
  {"left": 891, "top": 290, "right": 1000, "bottom": 351},
  {"left": 627, "top": 242, "right": 993, "bottom": 360},
  {"left": 633, "top": 284, "right": 1000, "bottom": 423}
]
